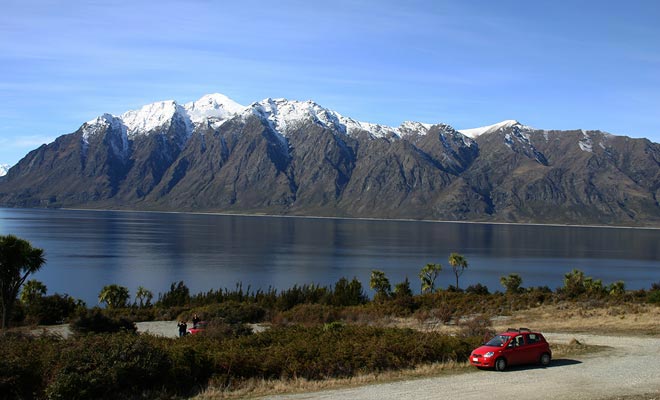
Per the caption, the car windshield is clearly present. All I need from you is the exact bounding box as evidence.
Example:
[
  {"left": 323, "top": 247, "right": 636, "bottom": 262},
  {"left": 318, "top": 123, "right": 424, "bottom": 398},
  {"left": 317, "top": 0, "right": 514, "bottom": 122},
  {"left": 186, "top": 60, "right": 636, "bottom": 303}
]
[{"left": 485, "top": 335, "right": 510, "bottom": 347}]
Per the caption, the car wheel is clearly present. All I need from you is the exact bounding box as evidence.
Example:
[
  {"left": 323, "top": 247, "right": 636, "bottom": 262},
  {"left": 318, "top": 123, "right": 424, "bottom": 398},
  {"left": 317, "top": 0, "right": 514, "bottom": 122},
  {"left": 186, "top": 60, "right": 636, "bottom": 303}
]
[
  {"left": 540, "top": 353, "right": 551, "bottom": 367},
  {"left": 495, "top": 357, "right": 507, "bottom": 372}
]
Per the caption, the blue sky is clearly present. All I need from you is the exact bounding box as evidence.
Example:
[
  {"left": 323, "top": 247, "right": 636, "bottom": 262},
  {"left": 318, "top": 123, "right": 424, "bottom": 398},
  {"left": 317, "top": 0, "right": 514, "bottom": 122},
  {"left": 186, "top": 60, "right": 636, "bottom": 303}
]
[{"left": 1, "top": 0, "right": 659, "bottom": 165}]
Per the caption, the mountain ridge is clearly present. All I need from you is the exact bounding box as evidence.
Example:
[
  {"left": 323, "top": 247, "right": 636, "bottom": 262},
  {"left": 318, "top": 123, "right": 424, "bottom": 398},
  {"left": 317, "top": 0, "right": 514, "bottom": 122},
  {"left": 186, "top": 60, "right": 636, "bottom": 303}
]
[{"left": 1, "top": 93, "right": 658, "bottom": 227}]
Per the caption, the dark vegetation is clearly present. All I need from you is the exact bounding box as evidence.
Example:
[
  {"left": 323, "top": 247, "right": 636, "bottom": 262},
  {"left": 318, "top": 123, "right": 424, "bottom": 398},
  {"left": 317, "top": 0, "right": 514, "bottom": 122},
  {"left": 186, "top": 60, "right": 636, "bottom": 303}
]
[{"left": 1, "top": 271, "right": 658, "bottom": 399}]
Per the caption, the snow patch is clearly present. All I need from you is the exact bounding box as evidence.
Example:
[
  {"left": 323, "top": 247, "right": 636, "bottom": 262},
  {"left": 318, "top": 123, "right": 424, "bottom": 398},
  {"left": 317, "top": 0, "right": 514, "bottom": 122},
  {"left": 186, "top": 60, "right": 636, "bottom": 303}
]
[
  {"left": 459, "top": 120, "right": 533, "bottom": 138},
  {"left": 120, "top": 100, "right": 190, "bottom": 136},
  {"left": 81, "top": 114, "right": 130, "bottom": 160},
  {"left": 0, "top": 164, "right": 10, "bottom": 177},
  {"left": 579, "top": 131, "right": 593, "bottom": 153},
  {"left": 184, "top": 93, "right": 245, "bottom": 127},
  {"left": 398, "top": 121, "right": 433, "bottom": 136},
  {"left": 245, "top": 98, "right": 435, "bottom": 140},
  {"left": 83, "top": 114, "right": 125, "bottom": 141}
]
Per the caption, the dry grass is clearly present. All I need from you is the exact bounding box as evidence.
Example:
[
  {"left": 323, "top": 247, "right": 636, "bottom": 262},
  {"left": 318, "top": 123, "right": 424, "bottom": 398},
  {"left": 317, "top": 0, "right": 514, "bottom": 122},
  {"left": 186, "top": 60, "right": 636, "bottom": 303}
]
[
  {"left": 492, "top": 302, "right": 660, "bottom": 336},
  {"left": 195, "top": 361, "right": 472, "bottom": 399}
]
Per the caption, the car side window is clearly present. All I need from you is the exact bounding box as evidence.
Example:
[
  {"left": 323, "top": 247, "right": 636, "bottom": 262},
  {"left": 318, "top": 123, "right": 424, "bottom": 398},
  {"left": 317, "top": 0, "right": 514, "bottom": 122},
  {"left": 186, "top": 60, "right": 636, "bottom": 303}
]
[
  {"left": 515, "top": 335, "right": 524, "bottom": 347},
  {"left": 528, "top": 333, "right": 538, "bottom": 344}
]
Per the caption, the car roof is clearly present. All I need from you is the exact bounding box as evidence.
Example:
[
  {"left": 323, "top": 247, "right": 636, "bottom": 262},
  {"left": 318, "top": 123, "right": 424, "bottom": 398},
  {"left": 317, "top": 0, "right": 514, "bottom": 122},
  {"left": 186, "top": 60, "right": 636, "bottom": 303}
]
[{"left": 499, "top": 329, "right": 543, "bottom": 336}]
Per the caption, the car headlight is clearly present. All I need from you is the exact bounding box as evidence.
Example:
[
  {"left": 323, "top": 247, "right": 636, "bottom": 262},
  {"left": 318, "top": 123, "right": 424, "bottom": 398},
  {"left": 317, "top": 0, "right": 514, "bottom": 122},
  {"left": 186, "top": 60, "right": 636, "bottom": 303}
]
[{"left": 484, "top": 351, "right": 495, "bottom": 358}]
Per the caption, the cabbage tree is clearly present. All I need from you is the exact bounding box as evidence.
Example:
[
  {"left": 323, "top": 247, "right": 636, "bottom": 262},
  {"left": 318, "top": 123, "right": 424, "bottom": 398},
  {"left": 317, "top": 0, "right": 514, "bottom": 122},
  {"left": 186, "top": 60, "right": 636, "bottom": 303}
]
[{"left": 0, "top": 235, "right": 46, "bottom": 329}]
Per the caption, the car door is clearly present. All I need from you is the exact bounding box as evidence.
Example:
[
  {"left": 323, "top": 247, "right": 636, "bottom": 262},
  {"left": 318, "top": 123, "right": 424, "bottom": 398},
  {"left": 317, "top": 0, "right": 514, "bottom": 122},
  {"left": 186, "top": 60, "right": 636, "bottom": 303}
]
[
  {"left": 524, "top": 333, "right": 544, "bottom": 363},
  {"left": 506, "top": 335, "right": 526, "bottom": 365}
]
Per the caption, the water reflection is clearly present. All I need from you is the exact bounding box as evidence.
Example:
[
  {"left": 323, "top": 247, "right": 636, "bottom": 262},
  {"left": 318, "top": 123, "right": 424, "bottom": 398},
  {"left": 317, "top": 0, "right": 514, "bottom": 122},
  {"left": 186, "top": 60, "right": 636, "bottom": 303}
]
[{"left": 0, "top": 208, "right": 657, "bottom": 305}]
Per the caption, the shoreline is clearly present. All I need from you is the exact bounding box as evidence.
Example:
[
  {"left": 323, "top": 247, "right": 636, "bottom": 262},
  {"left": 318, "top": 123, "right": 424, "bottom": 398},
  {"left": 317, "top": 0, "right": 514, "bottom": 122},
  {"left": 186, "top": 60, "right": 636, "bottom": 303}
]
[{"left": 39, "top": 206, "right": 660, "bottom": 231}]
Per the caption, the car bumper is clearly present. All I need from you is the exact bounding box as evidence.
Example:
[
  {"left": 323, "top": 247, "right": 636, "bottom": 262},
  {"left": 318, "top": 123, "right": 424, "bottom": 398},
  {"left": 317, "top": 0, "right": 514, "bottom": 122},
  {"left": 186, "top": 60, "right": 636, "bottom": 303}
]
[{"left": 469, "top": 355, "right": 495, "bottom": 368}]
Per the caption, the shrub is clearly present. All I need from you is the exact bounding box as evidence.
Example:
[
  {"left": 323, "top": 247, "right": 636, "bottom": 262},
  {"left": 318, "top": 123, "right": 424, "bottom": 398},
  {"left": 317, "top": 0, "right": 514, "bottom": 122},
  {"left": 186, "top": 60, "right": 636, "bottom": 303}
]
[
  {"left": 72, "top": 309, "right": 137, "bottom": 334},
  {"left": 446, "top": 285, "right": 464, "bottom": 293},
  {"left": 275, "top": 284, "right": 328, "bottom": 311},
  {"left": 562, "top": 269, "right": 586, "bottom": 298},
  {"left": 369, "top": 270, "right": 391, "bottom": 302},
  {"left": 199, "top": 320, "right": 253, "bottom": 338},
  {"left": 273, "top": 303, "right": 340, "bottom": 326},
  {"left": 648, "top": 289, "right": 660, "bottom": 304},
  {"left": 500, "top": 274, "right": 523, "bottom": 294},
  {"left": 157, "top": 281, "right": 191, "bottom": 308},
  {"left": 607, "top": 281, "right": 625, "bottom": 297},
  {"left": 46, "top": 334, "right": 179, "bottom": 400},
  {"left": 584, "top": 277, "right": 605, "bottom": 296},
  {"left": 328, "top": 277, "right": 368, "bottom": 306},
  {"left": 0, "top": 333, "right": 58, "bottom": 399},
  {"left": 466, "top": 283, "right": 490, "bottom": 295},
  {"left": 393, "top": 278, "right": 414, "bottom": 299},
  {"left": 527, "top": 286, "right": 553, "bottom": 305},
  {"left": 189, "top": 301, "right": 266, "bottom": 324},
  {"left": 414, "top": 305, "right": 454, "bottom": 325},
  {"left": 459, "top": 314, "right": 495, "bottom": 340},
  {"left": 25, "top": 294, "right": 82, "bottom": 325},
  {"left": 210, "top": 325, "right": 479, "bottom": 384}
]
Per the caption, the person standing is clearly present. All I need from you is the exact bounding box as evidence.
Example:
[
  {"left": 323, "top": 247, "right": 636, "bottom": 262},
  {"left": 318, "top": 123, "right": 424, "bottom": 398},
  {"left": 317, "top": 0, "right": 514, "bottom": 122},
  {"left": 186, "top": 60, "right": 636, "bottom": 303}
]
[{"left": 177, "top": 320, "right": 187, "bottom": 337}]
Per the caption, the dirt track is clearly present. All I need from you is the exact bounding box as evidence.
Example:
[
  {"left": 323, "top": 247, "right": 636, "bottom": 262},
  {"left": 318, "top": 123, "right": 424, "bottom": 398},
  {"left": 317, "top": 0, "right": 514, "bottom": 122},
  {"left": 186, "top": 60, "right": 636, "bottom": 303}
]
[{"left": 265, "top": 333, "right": 660, "bottom": 400}]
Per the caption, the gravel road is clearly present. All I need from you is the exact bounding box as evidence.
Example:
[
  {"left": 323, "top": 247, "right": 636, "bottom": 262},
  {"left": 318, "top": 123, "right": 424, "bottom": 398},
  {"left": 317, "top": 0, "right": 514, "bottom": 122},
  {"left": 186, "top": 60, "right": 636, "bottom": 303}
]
[{"left": 265, "top": 333, "right": 660, "bottom": 400}]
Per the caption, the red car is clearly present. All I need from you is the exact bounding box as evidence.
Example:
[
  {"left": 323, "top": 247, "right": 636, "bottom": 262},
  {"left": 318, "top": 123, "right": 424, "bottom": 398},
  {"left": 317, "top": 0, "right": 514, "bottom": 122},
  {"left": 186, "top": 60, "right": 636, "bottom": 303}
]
[
  {"left": 469, "top": 328, "right": 552, "bottom": 371},
  {"left": 187, "top": 321, "right": 208, "bottom": 335}
]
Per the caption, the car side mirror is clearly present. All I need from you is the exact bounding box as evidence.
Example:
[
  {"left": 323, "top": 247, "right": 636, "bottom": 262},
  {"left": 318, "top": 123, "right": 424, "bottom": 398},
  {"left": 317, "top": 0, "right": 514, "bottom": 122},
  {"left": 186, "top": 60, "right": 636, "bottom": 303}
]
[{"left": 507, "top": 342, "right": 514, "bottom": 348}]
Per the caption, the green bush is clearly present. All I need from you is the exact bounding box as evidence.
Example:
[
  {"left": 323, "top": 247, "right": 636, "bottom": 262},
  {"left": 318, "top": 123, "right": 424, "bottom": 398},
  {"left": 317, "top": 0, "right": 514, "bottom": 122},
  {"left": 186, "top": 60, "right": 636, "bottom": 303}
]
[
  {"left": 71, "top": 309, "right": 137, "bottom": 334},
  {"left": 0, "top": 333, "right": 58, "bottom": 399},
  {"left": 199, "top": 320, "right": 253, "bottom": 338},
  {"left": 46, "top": 334, "right": 178, "bottom": 400},
  {"left": 500, "top": 274, "right": 523, "bottom": 294},
  {"left": 328, "top": 277, "right": 367, "bottom": 306},
  {"left": 25, "top": 294, "right": 82, "bottom": 325},
  {"left": 648, "top": 289, "right": 660, "bottom": 304},
  {"left": 275, "top": 284, "right": 328, "bottom": 311},
  {"left": 157, "top": 281, "right": 191, "bottom": 308},
  {"left": 466, "top": 283, "right": 490, "bottom": 295},
  {"left": 188, "top": 301, "right": 266, "bottom": 324},
  {"left": 273, "top": 303, "right": 340, "bottom": 326},
  {"left": 210, "top": 325, "right": 479, "bottom": 384}
]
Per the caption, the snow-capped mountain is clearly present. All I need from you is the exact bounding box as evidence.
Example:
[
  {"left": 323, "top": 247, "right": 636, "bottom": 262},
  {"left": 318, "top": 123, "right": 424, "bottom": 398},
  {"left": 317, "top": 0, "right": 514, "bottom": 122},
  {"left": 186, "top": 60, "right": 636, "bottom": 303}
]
[
  {"left": 458, "top": 120, "right": 531, "bottom": 138},
  {"left": 1, "top": 93, "right": 658, "bottom": 226},
  {"left": 82, "top": 93, "right": 438, "bottom": 143},
  {"left": 0, "top": 164, "right": 10, "bottom": 177},
  {"left": 185, "top": 93, "right": 245, "bottom": 126},
  {"left": 79, "top": 93, "right": 527, "bottom": 146},
  {"left": 83, "top": 93, "right": 245, "bottom": 140}
]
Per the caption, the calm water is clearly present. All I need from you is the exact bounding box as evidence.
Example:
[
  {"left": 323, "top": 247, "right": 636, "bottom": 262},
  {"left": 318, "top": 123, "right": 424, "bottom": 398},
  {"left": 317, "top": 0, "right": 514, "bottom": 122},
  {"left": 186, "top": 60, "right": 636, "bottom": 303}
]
[{"left": 0, "top": 208, "right": 658, "bottom": 305}]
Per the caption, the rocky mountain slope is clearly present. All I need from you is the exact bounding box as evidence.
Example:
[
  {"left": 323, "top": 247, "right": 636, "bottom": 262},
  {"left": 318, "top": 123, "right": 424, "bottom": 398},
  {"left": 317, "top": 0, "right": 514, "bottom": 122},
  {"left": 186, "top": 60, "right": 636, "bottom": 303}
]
[{"left": 0, "top": 94, "right": 658, "bottom": 226}]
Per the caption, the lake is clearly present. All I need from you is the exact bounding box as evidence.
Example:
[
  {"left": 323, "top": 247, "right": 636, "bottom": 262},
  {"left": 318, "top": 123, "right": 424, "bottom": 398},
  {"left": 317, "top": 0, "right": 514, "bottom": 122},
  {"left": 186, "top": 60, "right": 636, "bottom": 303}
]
[{"left": 0, "top": 207, "right": 658, "bottom": 305}]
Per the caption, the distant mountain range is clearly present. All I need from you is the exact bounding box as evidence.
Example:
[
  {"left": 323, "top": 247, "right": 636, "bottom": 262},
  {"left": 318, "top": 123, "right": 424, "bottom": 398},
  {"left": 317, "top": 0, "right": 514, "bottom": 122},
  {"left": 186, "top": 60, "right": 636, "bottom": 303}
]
[{"left": 0, "top": 93, "right": 658, "bottom": 226}]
